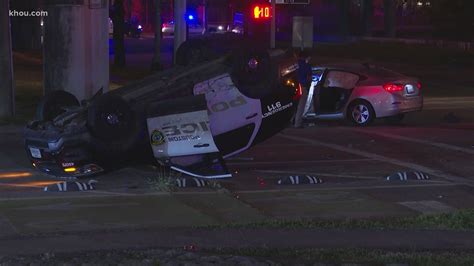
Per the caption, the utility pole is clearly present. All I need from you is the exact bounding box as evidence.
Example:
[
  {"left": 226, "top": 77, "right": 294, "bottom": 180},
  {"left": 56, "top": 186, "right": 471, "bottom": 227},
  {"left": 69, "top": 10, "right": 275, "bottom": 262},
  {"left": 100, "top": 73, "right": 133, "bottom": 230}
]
[
  {"left": 384, "top": 0, "right": 396, "bottom": 37},
  {"left": 270, "top": 0, "right": 276, "bottom": 49},
  {"left": 113, "top": 0, "right": 126, "bottom": 67},
  {"left": 339, "top": 0, "right": 350, "bottom": 39},
  {"left": 173, "top": 0, "right": 186, "bottom": 64},
  {"left": 127, "top": 0, "right": 132, "bottom": 21},
  {"left": 202, "top": 0, "right": 207, "bottom": 34},
  {"left": 0, "top": 0, "right": 15, "bottom": 118},
  {"left": 151, "top": 0, "right": 162, "bottom": 71},
  {"left": 361, "top": 0, "right": 373, "bottom": 37}
]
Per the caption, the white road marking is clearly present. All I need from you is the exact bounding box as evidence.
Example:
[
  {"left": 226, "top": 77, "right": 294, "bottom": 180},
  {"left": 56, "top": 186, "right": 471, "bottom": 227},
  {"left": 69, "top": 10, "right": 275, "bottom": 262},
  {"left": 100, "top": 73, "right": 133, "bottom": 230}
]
[
  {"left": 238, "top": 183, "right": 459, "bottom": 194},
  {"left": 398, "top": 200, "right": 456, "bottom": 214},
  {"left": 279, "top": 134, "right": 472, "bottom": 184},
  {"left": 0, "top": 183, "right": 461, "bottom": 202},
  {"left": 227, "top": 159, "right": 375, "bottom": 166},
  {"left": 344, "top": 127, "right": 474, "bottom": 155},
  {"left": 257, "top": 170, "right": 381, "bottom": 180},
  {"left": 0, "top": 214, "right": 19, "bottom": 235},
  {"left": 423, "top": 106, "right": 474, "bottom": 110},
  {"left": 423, "top": 97, "right": 474, "bottom": 110}
]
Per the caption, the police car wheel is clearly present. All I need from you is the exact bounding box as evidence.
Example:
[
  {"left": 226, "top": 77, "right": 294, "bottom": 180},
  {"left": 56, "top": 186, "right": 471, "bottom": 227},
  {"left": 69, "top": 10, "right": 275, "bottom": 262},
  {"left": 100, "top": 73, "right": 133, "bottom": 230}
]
[
  {"left": 230, "top": 46, "right": 276, "bottom": 99},
  {"left": 176, "top": 39, "right": 210, "bottom": 66},
  {"left": 36, "top": 90, "right": 80, "bottom": 121},
  {"left": 87, "top": 94, "right": 138, "bottom": 152}
]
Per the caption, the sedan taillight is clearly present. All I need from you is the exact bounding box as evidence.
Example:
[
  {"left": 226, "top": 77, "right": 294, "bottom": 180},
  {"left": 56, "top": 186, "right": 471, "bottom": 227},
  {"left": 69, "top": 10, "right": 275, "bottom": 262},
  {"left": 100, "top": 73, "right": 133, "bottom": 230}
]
[{"left": 383, "top": 83, "right": 404, "bottom": 93}]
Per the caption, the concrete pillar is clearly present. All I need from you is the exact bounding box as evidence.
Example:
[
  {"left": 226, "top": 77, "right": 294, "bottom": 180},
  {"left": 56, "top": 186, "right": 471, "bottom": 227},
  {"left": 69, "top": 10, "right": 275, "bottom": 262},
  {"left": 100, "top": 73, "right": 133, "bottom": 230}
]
[
  {"left": 43, "top": 0, "right": 109, "bottom": 101},
  {"left": 384, "top": 0, "right": 396, "bottom": 37},
  {"left": 10, "top": 0, "right": 42, "bottom": 51},
  {"left": 0, "top": 0, "right": 15, "bottom": 118},
  {"left": 361, "top": 0, "right": 373, "bottom": 36},
  {"left": 173, "top": 0, "right": 186, "bottom": 64}
]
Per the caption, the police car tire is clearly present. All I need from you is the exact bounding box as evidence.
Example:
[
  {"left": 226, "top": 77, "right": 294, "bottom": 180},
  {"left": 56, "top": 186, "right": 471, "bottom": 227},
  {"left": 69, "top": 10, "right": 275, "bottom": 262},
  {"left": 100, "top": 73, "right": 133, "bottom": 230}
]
[
  {"left": 87, "top": 94, "right": 138, "bottom": 153},
  {"left": 230, "top": 46, "right": 276, "bottom": 99},
  {"left": 176, "top": 39, "right": 211, "bottom": 66},
  {"left": 36, "top": 90, "right": 80, "bottom": 121}
]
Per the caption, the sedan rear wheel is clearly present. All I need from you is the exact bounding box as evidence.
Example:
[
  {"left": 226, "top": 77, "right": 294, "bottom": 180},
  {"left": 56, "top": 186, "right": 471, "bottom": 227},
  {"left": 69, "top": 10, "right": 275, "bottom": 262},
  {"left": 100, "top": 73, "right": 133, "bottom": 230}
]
[{"left": 348, "top": 100, "right": 375, "bottom": 126}]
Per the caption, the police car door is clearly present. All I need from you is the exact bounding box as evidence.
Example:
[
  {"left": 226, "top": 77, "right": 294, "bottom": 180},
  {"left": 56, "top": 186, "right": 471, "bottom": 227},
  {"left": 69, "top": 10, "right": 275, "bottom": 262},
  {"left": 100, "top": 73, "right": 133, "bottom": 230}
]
[
  {"left": 194, "top": 73, "right": 262, "bottom": 158},
  {"left": 146, "top": 95, "right": 230, "bottom": 179}
]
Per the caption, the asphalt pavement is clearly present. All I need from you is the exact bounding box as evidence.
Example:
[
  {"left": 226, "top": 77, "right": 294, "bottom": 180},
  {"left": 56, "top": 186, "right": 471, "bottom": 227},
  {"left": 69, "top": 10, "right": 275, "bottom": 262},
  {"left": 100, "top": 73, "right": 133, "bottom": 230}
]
[
  {"left": 1, "top": 35, "right": 473, "bottom": 257},
  {"left": 0, "top": 95, "right": 473, "bottom": 255}
]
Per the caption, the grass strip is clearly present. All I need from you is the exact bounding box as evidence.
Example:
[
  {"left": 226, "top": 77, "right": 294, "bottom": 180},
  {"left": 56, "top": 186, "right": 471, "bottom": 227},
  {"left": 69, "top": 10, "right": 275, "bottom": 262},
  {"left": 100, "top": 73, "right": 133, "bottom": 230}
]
[
  {"left": 200, "top": 209, "right": 474, "bottom": 231},
  {"left": 207, "top": 247, "right": 474, "bottom": 266}
]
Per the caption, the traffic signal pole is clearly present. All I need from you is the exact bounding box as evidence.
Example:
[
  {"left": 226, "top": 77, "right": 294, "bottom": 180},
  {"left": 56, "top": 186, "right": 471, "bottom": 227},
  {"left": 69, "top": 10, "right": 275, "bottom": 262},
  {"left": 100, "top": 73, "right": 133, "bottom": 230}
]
[
  {"left": 0, "top": 0, "right": 15, "bottom": 118},
  {"left": 173, "top": 0, "right": 186, "bottom": 64},
  {"left": 270, "top": 0, "right": 276, "bottom": 48}
]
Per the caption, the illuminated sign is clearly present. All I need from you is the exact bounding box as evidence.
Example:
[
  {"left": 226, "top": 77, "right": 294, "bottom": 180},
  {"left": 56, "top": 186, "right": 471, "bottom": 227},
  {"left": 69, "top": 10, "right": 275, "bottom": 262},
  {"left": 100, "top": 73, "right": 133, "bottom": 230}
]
[
  {"left": 275, "top": 0, "right": 310, "bottom": 4},
  {"left": 252, "top": 5, "right": 271, "bottom": 19}
]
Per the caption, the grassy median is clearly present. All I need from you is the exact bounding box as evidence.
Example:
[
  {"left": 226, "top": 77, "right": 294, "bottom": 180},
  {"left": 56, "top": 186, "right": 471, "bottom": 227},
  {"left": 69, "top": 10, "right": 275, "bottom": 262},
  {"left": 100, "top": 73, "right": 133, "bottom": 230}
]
[
  {"left": 208, "top": 247, "right": 474, "bottom": 266},
  {"left": 203, "top": 209, "right": 474, "bottom": 231}
]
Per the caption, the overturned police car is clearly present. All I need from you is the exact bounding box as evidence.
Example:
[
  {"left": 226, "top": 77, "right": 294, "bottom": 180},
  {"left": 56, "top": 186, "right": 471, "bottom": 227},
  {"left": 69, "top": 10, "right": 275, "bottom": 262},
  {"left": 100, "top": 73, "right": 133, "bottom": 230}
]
[{"left": 24, "top": 37, "right": 301, "bottom": 179}]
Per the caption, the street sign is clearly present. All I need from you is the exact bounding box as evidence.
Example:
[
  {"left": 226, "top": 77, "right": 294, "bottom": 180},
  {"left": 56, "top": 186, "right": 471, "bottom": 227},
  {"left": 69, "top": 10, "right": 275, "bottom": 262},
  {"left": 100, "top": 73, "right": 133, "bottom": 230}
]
[{"left": 275, "top": 0, "right": 310, "bottom": 4}]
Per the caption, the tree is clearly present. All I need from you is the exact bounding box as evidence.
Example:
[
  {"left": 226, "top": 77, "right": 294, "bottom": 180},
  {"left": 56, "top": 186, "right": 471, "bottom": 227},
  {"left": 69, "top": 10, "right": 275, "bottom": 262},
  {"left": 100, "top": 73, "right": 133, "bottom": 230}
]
[
  {"left": 112, "top": 0, "right": 126, "bottom": 67},
  {"left": 0, "top": 0, "right": 15, "bottom": 118},
  {"left": 151, "top": 0, "right": 162, "bottom": 71}
]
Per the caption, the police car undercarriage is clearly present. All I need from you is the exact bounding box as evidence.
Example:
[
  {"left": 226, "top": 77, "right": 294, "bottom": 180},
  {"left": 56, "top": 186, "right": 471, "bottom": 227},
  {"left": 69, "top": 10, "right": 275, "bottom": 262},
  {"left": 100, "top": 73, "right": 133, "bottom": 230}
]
[{"left": 24, "top": 38, "right": 300, "bottom": 179}]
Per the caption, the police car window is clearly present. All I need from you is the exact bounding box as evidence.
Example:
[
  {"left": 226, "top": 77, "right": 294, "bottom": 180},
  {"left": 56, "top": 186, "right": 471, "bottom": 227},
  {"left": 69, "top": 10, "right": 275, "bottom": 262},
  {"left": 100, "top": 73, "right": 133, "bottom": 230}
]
[{"left": 323, "top": 70, "right": 359, "bottom": 89}]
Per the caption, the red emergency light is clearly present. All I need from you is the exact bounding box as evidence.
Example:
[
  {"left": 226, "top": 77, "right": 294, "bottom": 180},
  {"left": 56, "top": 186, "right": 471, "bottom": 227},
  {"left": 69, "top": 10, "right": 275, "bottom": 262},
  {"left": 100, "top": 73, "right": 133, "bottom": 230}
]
[{"left": 252, "top": 5, "right": 271, "bottom": 19}]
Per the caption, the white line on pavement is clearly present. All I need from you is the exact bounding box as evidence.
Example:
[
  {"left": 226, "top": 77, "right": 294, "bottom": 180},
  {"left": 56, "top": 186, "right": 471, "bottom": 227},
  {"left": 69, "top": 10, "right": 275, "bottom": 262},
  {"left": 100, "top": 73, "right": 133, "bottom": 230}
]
[
  {"left": 227, "top": 159, "right": 375, "bottom": 166},
  {"left": 343, "top": 128, "right": 474, "bottom": 155},
  {"left": 398, "top": 200, "right": 456, "bottom": 214},
  {"left": 238, "top": 182, "right": 458, "bottom": 194},
  {"left": 423, "top": 106, "right": 474, "bottom": 110},
  {"left": 256, "top": 170, "right": 381, "bottom": 180},
  {"left": 0, "top": 183, "right": 460, "bottom": 202},
  {"left": 279, "top": 134, "right": 472, "bottom": 185}
]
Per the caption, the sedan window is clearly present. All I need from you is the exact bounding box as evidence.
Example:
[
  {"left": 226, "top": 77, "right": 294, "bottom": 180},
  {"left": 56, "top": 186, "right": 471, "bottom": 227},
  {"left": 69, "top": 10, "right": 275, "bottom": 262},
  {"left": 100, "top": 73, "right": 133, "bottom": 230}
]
[{"left": 324, "top": 70, "right": 359, "bottom": 90}]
